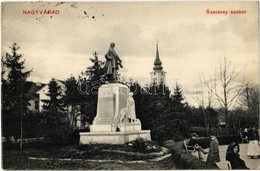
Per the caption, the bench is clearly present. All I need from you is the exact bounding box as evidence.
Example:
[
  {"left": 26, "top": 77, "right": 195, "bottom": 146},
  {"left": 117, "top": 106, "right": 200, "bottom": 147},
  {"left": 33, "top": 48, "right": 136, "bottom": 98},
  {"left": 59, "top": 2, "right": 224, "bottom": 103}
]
[
  {"left": 183, "top": 140, "right": 196, "bottom": 152},
  {"left": 226, "top": 160, "right": 232, "bottom": 170}
]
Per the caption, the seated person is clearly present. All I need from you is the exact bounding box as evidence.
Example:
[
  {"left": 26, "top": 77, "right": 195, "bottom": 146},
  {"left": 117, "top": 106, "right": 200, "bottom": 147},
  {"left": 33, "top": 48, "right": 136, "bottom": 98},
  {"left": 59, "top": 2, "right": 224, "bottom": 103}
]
[
  {"left": 187, "top": 133, "right": 207, "bottom": 159},
  {"left": 226, "top": 142, "right": 249, "bottom": 169}
]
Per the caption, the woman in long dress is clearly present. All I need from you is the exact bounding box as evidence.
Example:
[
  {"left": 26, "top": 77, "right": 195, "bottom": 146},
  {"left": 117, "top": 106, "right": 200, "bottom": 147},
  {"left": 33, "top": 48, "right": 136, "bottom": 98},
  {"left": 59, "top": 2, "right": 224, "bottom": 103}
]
[{"left": 247, "top": 126, "right": 260, "bottom": 158}]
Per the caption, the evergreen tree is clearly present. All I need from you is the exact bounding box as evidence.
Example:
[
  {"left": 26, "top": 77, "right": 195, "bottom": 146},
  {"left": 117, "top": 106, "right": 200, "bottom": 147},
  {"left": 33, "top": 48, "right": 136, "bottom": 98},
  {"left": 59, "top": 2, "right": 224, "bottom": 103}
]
[
  {"left": 41, "top": 79, "right": 74, "bottom": 146},
  {"left": 85, "top": 51, "right": 105, "bottom": 83},
  {"left": 2, "top": 43, "right": 32, "bottom": 138},
  {"left": 42, "top": 78, "right": 65, "bottom": 112},
  {"left": 171, "top": 83, "right": 185, "bottom": 109},
  {"left": 79, "top": 52, "right": 105, "bottom": 124},
  {"left": 64, "top": 75, "right": 81, "bottom": 127}
]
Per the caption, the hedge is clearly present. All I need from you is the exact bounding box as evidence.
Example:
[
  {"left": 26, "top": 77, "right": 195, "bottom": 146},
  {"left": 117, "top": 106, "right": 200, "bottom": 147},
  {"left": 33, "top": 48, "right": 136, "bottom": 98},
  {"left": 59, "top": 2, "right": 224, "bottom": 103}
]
[
  {"left": 192, "top": 134, "right": 240, "bottom": 149},
  {"left": 163, "top": 134, "right": 239, "bottom": 169},
  {"left": 164, "top": 141, "right": 219, "bottom": 169}
]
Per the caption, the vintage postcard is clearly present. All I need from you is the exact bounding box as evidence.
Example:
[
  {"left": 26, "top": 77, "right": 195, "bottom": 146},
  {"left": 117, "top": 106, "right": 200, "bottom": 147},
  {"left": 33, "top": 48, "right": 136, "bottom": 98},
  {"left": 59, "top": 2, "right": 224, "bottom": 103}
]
[{"left": 1, "top": 1, "right": 259, "bottom": 170}]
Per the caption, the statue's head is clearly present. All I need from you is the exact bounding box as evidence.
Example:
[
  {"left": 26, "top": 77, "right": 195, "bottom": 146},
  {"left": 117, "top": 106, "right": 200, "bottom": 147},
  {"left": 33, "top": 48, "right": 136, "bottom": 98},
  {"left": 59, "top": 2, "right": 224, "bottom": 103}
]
[{"left": 110, "top": 42, "right": 115, "bottom": 48}]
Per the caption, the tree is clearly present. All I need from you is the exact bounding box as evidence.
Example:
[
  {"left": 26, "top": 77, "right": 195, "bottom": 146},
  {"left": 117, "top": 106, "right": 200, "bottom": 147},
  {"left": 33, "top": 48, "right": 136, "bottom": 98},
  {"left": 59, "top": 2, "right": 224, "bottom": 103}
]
[
  {"left": 64, "top": 75, "right": 81, "bottom": 127},
  {"left": 2, "top": 43, "right": 32, "bottom": 139},
  {"left": 238, "top": 83, "right": 259, "bottom": 127},
  {"left": 243, "top": 83, "right": 259, "bottom": 117},
  {"left": 79, "top": 52, "right": 105, "bottom": 124},
  {"left": 42, "top": 78, "right": 65, "bottom": 112},
  {"left": 194, "top": 75, "right": 215, "bottom": 136},
  {"left": 85, "top": 51, "right": 105, "bottom": 83},
  {"left": 41, "top": 79, "right": 74, "bottom": 146},
  {"left": 171, "top": 83, "right": 185, "bottom": 109},
  {"left": 131, "top": 81, "right": 191, "bottom": 143},
  {"left": 213, "top": 56, "right": 245, "bottom": 135},
  {"left": 228, "top": 108, "right": 253, "bottom": 129}
]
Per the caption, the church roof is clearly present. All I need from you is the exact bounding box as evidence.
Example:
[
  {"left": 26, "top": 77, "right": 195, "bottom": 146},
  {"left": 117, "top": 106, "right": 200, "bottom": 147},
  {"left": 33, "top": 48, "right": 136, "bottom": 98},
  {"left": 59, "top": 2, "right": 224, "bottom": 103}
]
[{"left": 153, "top": 43, "right": 163, "bottom": 71}]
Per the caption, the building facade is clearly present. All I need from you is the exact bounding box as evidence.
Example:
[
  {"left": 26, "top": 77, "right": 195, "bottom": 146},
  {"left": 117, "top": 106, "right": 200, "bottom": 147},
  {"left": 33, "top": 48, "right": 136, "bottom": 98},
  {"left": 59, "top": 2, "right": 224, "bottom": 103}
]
[{"left": 28, "top": 80, "right": 66, "bottom": 112}]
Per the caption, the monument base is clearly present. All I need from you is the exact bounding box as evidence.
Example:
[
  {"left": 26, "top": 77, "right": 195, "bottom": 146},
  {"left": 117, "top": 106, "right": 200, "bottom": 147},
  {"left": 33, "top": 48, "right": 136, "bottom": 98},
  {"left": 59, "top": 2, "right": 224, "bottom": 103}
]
[
  {"left": 90, "top": 121, "right": 142, "bottom": 132},
  {"left": 79, "top": 130, "right": 151, "bottom": 144},
  {"left": 79, "top": 83, "right": 151, "bottom": 145}
]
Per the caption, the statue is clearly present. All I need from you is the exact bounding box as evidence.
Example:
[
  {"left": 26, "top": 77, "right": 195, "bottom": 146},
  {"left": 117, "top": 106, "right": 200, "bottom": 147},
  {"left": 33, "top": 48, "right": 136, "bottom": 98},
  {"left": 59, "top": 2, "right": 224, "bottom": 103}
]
[
  {"left": 126, "top": 92, "right": 137, "bottom": 122},
  {"left": 118, "top": 92, "right": 137, "bottom": 123},
  {"left": 104, "top": 42, "right": 123, "bottom": 82}
]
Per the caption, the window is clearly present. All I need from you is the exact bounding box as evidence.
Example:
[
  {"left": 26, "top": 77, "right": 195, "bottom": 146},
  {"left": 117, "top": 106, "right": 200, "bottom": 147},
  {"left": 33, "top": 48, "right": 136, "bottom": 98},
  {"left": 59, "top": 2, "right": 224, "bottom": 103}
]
[{"left": 35, "top": 101, "right": 39, "bottom": 110}]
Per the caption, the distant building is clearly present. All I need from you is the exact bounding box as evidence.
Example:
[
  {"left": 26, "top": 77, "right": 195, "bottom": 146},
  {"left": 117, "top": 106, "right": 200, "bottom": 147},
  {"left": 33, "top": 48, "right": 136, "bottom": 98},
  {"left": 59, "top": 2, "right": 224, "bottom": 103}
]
[
  {"left": 27, "top": 80, "right": 66, "bottom": 112},
  {"left": 150, "top": 43, "right": 166, "bottom": 85},
  {"left": 27, "top": 82, "right": 46, "bottom": 112}
]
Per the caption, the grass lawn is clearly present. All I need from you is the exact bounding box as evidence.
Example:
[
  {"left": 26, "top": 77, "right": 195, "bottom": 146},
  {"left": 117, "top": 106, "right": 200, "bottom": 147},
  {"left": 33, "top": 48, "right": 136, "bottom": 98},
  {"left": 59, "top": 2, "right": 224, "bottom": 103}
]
[{"left": 2, "top": 144, "right": 176, "bottom": 170}]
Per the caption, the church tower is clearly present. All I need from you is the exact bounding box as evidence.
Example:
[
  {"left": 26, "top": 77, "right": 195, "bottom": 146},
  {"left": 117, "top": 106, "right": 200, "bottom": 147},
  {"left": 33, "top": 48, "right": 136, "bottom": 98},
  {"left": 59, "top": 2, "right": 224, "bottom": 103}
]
[{"left": 150, "top": 43, "right": 166, "bottom": 85}]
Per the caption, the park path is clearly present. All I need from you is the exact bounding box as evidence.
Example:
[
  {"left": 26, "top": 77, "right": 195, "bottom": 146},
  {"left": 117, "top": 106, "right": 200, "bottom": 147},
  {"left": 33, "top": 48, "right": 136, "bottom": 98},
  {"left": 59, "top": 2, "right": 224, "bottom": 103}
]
[
  {"left": 28, "top": 147, "right": 172, "bottom": 164},
  {"left": 192, "top": 143, "right": 260, "bottom": 170}
]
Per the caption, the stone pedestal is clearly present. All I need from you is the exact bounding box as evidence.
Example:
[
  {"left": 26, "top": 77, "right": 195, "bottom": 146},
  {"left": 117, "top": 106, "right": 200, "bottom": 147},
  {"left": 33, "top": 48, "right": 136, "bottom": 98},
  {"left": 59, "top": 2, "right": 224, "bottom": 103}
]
[
  {"left": 79, "top": 83, "right": 151, "bottom": 144},
  {"left": 91, "top": 83, "right": 129, "bottom": 131},
  {"left": 80, "top": 130, "right": 151, "bottom": 144}
]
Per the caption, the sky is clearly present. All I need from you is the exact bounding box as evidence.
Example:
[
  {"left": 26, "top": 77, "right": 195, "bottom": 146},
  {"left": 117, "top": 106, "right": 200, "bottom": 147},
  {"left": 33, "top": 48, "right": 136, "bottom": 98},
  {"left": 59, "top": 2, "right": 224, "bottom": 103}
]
[{"left": 1, "top": 1, "right": 259, "bottom": 106}]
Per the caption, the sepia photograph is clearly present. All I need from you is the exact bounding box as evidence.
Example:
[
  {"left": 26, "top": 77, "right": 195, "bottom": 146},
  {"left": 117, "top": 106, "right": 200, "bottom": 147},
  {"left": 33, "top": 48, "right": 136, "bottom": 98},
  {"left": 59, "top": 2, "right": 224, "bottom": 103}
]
[{"left": 1, "top": 1, "right": 259, "bottom": 170}]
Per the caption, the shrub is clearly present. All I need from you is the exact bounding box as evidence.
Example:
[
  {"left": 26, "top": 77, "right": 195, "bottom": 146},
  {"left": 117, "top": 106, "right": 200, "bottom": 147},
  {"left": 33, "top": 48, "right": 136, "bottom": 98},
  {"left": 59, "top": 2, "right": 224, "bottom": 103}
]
[
  {"left": 172, "top": 131, "right": 185, "bottom": 142},
  {"left": 217, "top": 135, "right": 240, "bottom": 145},
  {"left": 145, "top": 141, "right": 162, "bottom": 153},
  {"left": 185, "top": 134, "right": 240, "bottom": 149},
  {"left": 129, "top": 137, "right": 147, "bottom": 153},
  {"left": 164, "top": 141, "right": 219, "bottom": 169}
]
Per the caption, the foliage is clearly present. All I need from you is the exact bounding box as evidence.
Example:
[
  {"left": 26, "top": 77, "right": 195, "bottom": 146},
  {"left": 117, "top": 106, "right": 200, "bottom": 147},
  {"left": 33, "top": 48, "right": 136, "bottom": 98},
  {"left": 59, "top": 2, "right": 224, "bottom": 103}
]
[
  {"left": 64, "top": 75, "right": 80, "bottom": 106},
  {"left": 63, "top": 75, "right": 82, "bottom": 127},
  {"left": 228, "top": 108, "right": 256, "bottom": 129},
  {"left": 129, "top": 137, "right": 147, "bottom": 153},
  {"left": 2, "top": 43, "right": 32, "bottom": 138},
  {"left": 85, "top": 52, "right": 105, "bottom": 83},
  {"left": 191, "top": 82, "right": 259, "bottom": 133},
  {"left": 130, "top": 81, "right": 191, "bottom": 143},
  {"left": 240, "top": 83, "right": 259, "bottom": 115},
  {"left": 237, "top": 83, "right": 259, "bottom": 127},
  {"left": 79, "top": 52, "right": 105, "bottom": 124},
  {"left": 166, "top": 141, "right": 218, "bottom": 169},
  {"left": 42, "top": 78, "right": 65, "bottom": 112},
  {"left": 171, "top": 83, "right": 185, "bottom": 108},
  {"left": 33, "top": 111, "right": 76, "bottom": 147},
  {"left": 40, "top": 78, "right": 75, "bottom": 146}
]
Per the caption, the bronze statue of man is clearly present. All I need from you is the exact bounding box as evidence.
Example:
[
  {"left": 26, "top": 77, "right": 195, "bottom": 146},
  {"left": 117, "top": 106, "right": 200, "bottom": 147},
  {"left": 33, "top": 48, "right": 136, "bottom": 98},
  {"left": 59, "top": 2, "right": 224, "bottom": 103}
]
[{"left": 104, "top": 42, "right": 123, "bottom": 82}]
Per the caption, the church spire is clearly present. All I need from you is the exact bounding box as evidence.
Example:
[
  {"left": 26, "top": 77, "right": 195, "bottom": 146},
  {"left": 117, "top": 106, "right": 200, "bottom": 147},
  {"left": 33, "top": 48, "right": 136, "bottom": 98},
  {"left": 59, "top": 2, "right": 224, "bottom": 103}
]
[
  {"left": 153, "top": 42, "right": 163, "bottom": 71},
  {"left": 150, "top": 42, "right": 166, "bottom": 85}
]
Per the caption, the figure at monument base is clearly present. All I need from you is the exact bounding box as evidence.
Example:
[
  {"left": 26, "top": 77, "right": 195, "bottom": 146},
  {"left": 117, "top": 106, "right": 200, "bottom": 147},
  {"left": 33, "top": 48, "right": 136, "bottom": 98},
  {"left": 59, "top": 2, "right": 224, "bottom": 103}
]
[{"left": 79, "top": 83, "right": 151, "bottom": 144}]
